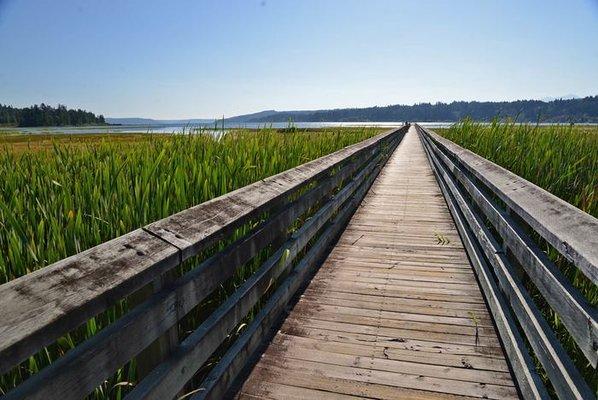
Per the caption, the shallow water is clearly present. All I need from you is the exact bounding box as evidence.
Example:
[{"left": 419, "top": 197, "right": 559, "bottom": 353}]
[{"left": 0, "top": 121, "right": 455, "bottom": 135}]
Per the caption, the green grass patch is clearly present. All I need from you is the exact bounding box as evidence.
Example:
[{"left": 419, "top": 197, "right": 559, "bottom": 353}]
[{"left": 0, "top": 127, "right": 381, "bottom": 283}]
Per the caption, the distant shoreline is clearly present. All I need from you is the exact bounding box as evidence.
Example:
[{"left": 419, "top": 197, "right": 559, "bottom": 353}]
[{"left": 2, "top": 121, "right": 598, "bottom": 136}]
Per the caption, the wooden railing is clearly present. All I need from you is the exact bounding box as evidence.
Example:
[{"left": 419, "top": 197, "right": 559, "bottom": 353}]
[
  {"left": 0, "top": 126, "right": 407, "bottom": 400},
  {"left": 417, "top": 124, "right": 597, "bottom": 400}
]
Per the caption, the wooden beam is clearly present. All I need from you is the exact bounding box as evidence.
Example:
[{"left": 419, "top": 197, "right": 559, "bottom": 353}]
[
  {"left": 423, "top": 129, "right": 598, "bottom": 367},
  {"left": 194, "top": 140, "right": 395, "bottom": 400},
  {"left": 2, "top": 135, "right": 396, "bottom": 400}
]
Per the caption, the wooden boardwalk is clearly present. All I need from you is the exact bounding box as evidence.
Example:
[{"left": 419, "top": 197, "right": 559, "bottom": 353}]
[
  {"left": 236, "top": 127, "right": 519, "bottom": 399},
  {"left": 2, "top": 125, "right": 594, "bottom": 399}
]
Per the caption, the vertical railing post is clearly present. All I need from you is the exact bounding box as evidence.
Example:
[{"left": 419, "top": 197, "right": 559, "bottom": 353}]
[{"left": 129, "top": 270, "right": 179, "bottom": 380}]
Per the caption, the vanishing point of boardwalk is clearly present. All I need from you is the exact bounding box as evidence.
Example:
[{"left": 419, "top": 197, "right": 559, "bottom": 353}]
[{"left": 237, "top": 127, "right": 519, "bottom": 399}]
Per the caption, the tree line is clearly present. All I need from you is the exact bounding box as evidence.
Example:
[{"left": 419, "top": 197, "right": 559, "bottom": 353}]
[
  {"left": 0, "top": 103, "right": 106, "bottom": 127},
  {"left": 241, "top": 96, "right": 598, "bottom": 123}
]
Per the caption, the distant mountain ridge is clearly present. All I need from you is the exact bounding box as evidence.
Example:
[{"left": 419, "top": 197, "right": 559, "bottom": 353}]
[
  {"left": 221, "top": 110, "right": 279, "bottom": 123},
  {"left": 9, "top": 97, "right": 595, "bottom": 128},
  {"left": 224, "top": 96, "right": 598, "bottom": 123}
]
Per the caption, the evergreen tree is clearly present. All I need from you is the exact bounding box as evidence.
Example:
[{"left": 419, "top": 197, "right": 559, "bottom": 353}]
[{"left": 0, "top": 103, "right": 107, "bottom": 127}]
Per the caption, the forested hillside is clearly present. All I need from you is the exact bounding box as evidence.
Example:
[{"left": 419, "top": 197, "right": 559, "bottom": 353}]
[
  {"left": 231, "top": 96, "right": 598, "bottom": 123},
  {"left": 0, "top": 103, "right": 105, "bottom": 127}
]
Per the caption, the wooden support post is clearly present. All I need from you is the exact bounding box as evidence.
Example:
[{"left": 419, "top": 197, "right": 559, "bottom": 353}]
[
  {"left": 503, "top": 206, "right": 525, "bottom": 283},
  {"left": 129, "top": 270, "right": 179, "bottom": 380}
]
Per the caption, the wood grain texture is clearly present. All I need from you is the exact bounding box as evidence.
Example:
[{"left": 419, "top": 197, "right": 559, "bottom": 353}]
[
  {"left": 0, "top": 229, "right": 180, "bottom": 375},
  {"left": 419, "top": 130, "right": 550, "bottom": 400},
  {"left": 422, "top": 131, "right": 549, "bottom": 400},
  {"left": 236, "top": 127, "right": 518, "bottom": 400},
  {"left": 194, "top": 165, "right": 387, "bottom": 400}
]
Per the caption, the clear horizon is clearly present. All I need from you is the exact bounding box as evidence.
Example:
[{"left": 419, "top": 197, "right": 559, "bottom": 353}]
[{"left": 1, "top": 0, "right": 597, "bottom": 119}]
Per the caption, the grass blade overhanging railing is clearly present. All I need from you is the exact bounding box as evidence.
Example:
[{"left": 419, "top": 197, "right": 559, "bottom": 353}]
[
  {"left": 417, "top": 124, "right": 596, "bottom": 400},
  {"left": 0, "top": 126, "right": 407, "bottom": 400}
]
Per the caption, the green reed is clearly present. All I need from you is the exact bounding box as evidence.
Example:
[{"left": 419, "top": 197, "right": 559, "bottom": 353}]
[
  {"left": 437, "top": 119, "right": 597, "bottom": 217},
  {"left": 0, "top": 128, "right": 379, "bottom": 284}
]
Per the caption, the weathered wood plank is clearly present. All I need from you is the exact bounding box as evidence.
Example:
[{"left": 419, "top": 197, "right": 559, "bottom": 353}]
[
  {"left": 127, "top": 270, "right": 179, "bottom": 381},
  {"left": 316, "top": 268, "right": 478, "bottom": 286},
  {"left": 5, "top": 150, "right": 377, "bottom": 399},
  {"left": 189, "top": 136, "right": 404, "bottom": 400},
  {"left": 289, "top": 308, "right": 498, "bottom": 338},
  {"left": 271, "top": 333, "right": 511, "bottom": 372},
  {"left": 261, "top": 345, "right": 515, "bottom": 386},
  {"left": 285, "top": 317, "right": 501, "bottom": 348},
  {"left": 254, "top": 356, "right": 518, "bottom": 399},
  {"left": 420, "top": 133, "right": 549, "bottom": 399},
  {"left": 293, "top": 301, "right": 495, "bottom": 327},
  {"left": 238, "top": 366, "right": 483, "bottom": 400},
  {"left": 311, "top": 279, "right": 486, "bottom": 298},
  {"left": 306, "top": 272, "right": 487, "bottom": 302},
  {"left": 312, "top": 273, "right": 483, "bottom": 291},
  {"left": 238, "top": 382, "right": 364, "bottom": 400},
  {"left": 0, "top": 229, "right": 180, "bottom": 375},
  {"left": 0, "top": 127, "right": 405, "bottom": 380},
  {"left": 302, "top": 289, "right": 490, "bottom": 314},
  {"left": 326, "top": 255, "right": 473, "bottom": 270},
  {"left": 279, "top": 324, "right": 506, "bottom": 358}
]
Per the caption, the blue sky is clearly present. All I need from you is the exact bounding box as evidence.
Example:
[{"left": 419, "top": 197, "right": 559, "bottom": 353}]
[{"left": 0, "top": 0, "right": 597, "bottom": 119}]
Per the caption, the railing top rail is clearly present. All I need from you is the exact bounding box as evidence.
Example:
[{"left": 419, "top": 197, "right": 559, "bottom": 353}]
[
  {"left": 418, "top": 124, "right": 598, "bottom": 284},
  {"left": 0, "top": 126, "right": 404, "bottom": 373}
]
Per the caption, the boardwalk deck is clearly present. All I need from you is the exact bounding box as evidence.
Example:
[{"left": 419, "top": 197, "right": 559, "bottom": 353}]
[{"left": 235, "top": 127, "right": 519, "bottom": 399}]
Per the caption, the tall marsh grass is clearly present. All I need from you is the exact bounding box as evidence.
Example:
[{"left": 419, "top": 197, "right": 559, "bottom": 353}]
[
  {"left": 437, "top": 119, "right": 597, "bottom": 217},
  {"left": 0, "top": 128, "right": 379, "bottom": 284}
]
